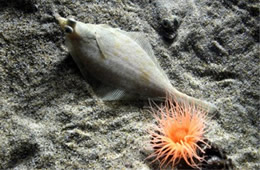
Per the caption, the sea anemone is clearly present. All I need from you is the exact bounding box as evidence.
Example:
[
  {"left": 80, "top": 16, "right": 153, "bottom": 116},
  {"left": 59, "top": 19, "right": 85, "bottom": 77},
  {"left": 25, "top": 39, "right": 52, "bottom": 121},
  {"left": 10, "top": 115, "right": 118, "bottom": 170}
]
[{"left": 148, "top": 97, "right": 210, "bottom": 169}]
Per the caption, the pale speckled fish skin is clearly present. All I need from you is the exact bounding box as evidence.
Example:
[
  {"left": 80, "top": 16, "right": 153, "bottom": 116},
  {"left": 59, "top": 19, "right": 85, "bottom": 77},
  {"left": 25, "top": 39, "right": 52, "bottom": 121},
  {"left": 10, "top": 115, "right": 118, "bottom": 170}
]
[{"left": 55, "top": 15, "right": 217, "bottom": 113}]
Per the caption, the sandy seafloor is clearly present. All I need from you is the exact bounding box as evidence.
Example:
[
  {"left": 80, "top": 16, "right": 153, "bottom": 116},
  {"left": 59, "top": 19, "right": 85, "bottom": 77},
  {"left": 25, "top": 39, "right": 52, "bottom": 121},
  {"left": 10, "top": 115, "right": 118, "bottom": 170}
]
[{"left": 0, "top": 0, "right": 259, "bottom": 169}]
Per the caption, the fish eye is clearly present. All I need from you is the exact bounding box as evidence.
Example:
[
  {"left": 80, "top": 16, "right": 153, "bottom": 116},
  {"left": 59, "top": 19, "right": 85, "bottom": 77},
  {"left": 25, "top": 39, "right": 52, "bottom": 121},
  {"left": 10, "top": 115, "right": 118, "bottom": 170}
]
[
  {"left": 68, "top": 18, "right": 76, "bottom": 27},
  {"left": 64, "top": 25, "right": 73, "bottom": 34},
  {"left": 162, "top": 19, "right": 171, "bottom": 28}
]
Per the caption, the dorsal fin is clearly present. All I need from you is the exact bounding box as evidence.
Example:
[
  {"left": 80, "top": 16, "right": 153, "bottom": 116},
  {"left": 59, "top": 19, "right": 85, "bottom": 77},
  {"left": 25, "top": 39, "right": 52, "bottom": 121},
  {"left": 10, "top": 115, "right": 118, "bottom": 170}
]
[
  {"left": 120, "top": 31, "right": 158, "bottom": 62},
  {"left": 97, "top": 24, "right": 159, "bottom": 65},
  {"left": 122, "top": 31, "right": 170, "bottom": 80}
]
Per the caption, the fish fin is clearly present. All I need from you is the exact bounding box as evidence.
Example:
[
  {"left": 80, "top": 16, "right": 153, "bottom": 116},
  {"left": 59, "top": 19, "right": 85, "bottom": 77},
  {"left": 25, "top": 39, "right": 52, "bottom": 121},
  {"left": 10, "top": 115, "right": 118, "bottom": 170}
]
[
  {"left": 96, "top": 27, "right": 158, "bottom": 64},
  {"left": 96, "top": 25, "right": 158, "bottom": 64},
  {"left": 120, "top": 31, "right": 169, "bottom": 79},
  {"left": 95, "top": 85, "right": 135, "bottom": 101},
  {"left": 121, "top": 31, "right": 157, "bottom": 61},
  {"left": 95, "top": 31, "right": 113, "bottom": 59}
]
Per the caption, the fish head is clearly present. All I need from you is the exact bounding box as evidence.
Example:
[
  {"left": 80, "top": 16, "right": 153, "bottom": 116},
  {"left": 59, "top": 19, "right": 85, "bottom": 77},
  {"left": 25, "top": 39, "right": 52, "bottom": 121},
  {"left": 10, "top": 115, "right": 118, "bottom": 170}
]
[{"left": 55, "top": 14, "right": 96, "bottom": 41}]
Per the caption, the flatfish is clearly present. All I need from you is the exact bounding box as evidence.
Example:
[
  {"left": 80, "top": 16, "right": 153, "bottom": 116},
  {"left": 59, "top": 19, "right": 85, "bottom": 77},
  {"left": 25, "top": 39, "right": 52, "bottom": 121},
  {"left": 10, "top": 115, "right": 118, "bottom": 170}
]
[{"left": 55, "top": 14, "right": 217, "bottom": 113}]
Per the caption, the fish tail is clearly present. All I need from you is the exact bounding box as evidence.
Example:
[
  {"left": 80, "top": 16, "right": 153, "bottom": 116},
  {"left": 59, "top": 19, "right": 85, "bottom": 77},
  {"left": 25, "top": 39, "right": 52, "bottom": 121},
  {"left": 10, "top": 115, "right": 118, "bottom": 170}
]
[{"left": 169, "top": 88, "right": 218, "bottom": 114}]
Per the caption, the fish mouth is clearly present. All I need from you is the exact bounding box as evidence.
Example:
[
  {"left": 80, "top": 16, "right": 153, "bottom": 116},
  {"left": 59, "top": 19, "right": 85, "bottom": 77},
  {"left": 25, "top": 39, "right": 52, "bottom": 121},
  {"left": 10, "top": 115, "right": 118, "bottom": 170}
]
[
  {"left": 54, "top": 13, "right": 76, "bottom": 34},
  {"left": 54, "top": 13, "right": 67, "bottom": 30}
]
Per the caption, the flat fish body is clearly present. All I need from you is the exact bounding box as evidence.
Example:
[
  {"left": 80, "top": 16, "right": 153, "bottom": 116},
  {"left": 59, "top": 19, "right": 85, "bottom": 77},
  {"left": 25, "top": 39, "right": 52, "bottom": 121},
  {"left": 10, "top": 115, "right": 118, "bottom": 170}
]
[{"left": 56, "top": 15, "right": 217, "bottom": 113}]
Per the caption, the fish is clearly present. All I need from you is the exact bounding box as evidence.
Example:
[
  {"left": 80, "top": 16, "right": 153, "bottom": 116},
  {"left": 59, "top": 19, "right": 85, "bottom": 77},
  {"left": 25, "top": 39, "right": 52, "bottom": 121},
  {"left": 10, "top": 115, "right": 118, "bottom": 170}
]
[{"left": 54, "top": 14, "right": 217, "bottom": 113}]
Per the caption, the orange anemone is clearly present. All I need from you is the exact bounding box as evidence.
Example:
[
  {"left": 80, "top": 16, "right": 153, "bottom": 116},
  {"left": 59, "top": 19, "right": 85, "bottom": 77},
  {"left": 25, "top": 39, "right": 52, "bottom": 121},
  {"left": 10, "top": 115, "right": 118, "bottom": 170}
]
[{"left": 148, "top": 97, "right": 210, "bottom": 169}]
